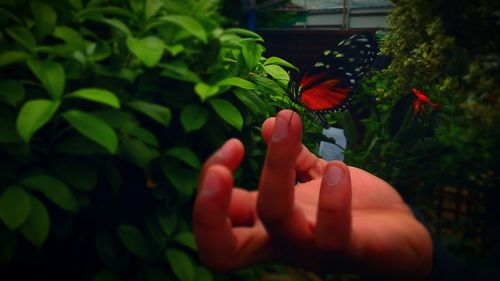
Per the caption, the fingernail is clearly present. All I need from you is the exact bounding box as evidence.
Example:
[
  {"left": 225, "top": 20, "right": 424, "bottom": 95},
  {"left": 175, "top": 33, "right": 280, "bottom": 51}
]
[
  {"left": 200, "top": 171, "right": 220, "bottom": 197},
  {"left": 272, "top": 117, "right": 288, "bottom": 142},
  {"left": 325, "top": 165, "right": 343, "bottom": 186}
]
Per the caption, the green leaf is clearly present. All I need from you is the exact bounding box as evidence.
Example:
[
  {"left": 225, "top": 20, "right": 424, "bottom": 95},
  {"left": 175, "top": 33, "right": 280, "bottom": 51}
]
[
  {"left": 154, "top": 15, "right": 207, "bottom": 43},
  {"left": 145, "top": 213, "right": 168, "bottom": 248},
  {"left": 53, "top": 26, "right": 87, "bottom": 53},
  {"left": 128, "top": 0, "right": 144, "bottom": 14},
  {"left": 166, "top": 147, "right": 201, "bottom": 170},
  {"left": 194, "top": 82, "right": 219, "bottom": 101},
  {"left": 174, "top": 232, "right": 197, "bottom": 251},
  {"left": 55, "top": 135, "right": 108, "bottom": 155},
  {"left": 6, "top": 26, "right": 36, "bottom": 50},
  {"left": 62, "top": 110, "right": 118, "bottom": 154},
  {"left": 93, "top": 110, "right": 139, "bottom": 130},
  {"left": 145, "top": 0, "right": 164, "bottom": 19},
  {"left": 194, "top": 266, "right": 213, "bottom": 281},
  {"left": 117, "top": 224, "right": 150, "bottom": 258},
  {"left": 126, "top": 36, "right": 165, "bottom": 67},
  {"left": 241, "top": 40, "right": 262, "bottom": 71},
  {"left": 160, "top": 62, "right": 200, "bottom": 82},
  {"left": 127, "top": 101, "right": 171, "bottom": 127},
  {"left": 208, "top": 98, "right": 243, "bottom": 130},
  {"left": 263, "top": 64, "right": 290, "bottom": 85},
  {"left": 166, "top": 248, "right": 194, "bottom": 281},
  {"left": 161, "top": 160, "right": 197, "bottom": 198},
  {"left": 34, "top": 44, "right": 74, "bottom": 56},
  {"left": 21, "top": 175, "right": 78, "bottom": 213},
  {"left": 65, "top": 88, "right": 120, "bottom": 108},
  {"left": 76, "top": 7, "right": 137, "bottom": 22},
  {"left": 165, "top": 44, "right": 184, "bottom": 56},
  {"left": 94, "top": 64, "right": 140, "bottom": 82},
  {"left": 233, "top": 88, "right": 271, "bottom": 115},
  {"left": 217, "top": 77, "right": 257, "bottom": 90},
  {"left": 120, "top": 135, "right": 160, "bottom": 168},
  {"left": 123, "top": 125, "right": 159, "bottom": 147},
  {"left": 0, "top": 186, "right": 31, "bottom": 230},
  {"left": 0, "top": 7, "right": 22, "bottom": 24},
  {"left": 157, "top": 209, "right": 177, "bottom": 236},
  {"left": 19, "top": 195, "right": 50, "bottom": 247},
  {"left": 94, "top": 232, "right": 121, "bottom": 268},
  {"left": 180, "top": 104, "right": 209, "bottom": 133},
  {"left": 52, "top": 160, "right": 98, "bottom": 191},
  {"left": 88, "top": 42, "right": 112, "bottom": 62},
  {"left": 31, "top": 1, "right": 57, "bottom": 40},
  {"left": 251, "top": 76, "right": 286, "bottom": 96},
  {"left": 102, "top": 18, "right": 132, "bottom": 36},
  {"left": 0, "top": 79, "right": 25, "bottom": 107},
  {"left": 16, "top": 99, "right": 61, "bottom": 142},
  {"left": 69, "top": 0, "right": 83, "bottom": 10},
  {"left": 0, "top": 51, "right": 30, "bottom": 67},
  {"left": 223, "top": 28, "right": 263, "bottom": 40},
  {"left": 264, "top": 56, "right": 299, "bottom": 71},
  {"left": 27, "top": 59, "right": 65, "bottom": 100}
]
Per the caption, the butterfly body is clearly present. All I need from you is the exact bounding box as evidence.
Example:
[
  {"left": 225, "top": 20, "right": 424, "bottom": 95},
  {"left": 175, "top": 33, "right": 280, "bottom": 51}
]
[{"left": 288, "top": 33, "right": 378, "bottom": 127}]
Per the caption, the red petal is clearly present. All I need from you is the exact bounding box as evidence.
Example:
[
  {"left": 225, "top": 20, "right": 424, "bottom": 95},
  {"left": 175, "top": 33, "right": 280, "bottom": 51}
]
[
  {"left": 412, "top": 88, "right": 438, "bottom": 107},
  {"left": 413, "top": 100, "right": 423, "bottom": 113}
]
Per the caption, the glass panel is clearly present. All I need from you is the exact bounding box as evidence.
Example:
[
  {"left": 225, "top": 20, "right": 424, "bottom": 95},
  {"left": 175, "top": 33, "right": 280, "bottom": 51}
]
[{"left": 290, "top": 0, "right": 393, "bottom": 10}]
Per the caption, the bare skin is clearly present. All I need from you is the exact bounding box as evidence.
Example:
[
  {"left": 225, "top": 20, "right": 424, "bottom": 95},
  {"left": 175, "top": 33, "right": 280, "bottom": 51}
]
[{"left": 193, "top": 110, "right": 432, "bottom": 280}]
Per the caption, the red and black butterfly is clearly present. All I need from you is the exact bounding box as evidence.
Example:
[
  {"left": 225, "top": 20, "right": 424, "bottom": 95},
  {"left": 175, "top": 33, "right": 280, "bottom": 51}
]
[{"left": 288, "top": 33, "right": 378, "bottom": 127}]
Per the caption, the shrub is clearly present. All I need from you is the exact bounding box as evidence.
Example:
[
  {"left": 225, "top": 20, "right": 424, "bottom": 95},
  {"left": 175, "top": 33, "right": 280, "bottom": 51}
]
[
  {"left": 0, "top": 0, "right": 294, "bottom": 279},
  {"left": 343, "top": 0, "right": 499, "bottom": 264}
]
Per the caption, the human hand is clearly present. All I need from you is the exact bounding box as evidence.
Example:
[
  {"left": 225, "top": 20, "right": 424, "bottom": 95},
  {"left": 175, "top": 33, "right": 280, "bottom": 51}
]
[{"left": 193, "top": 110, "right": 432, "bottom": 280}]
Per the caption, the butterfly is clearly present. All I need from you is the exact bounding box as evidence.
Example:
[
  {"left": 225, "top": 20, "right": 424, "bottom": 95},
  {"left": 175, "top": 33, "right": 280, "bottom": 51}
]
[{"left": 287, "top": 33, "right": 378, "bottom": 128}]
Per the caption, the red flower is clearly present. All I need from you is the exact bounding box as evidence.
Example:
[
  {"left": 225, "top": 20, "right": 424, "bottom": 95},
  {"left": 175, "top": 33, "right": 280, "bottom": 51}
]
[{"left": 411, "top": 88, "right": 438, "bottom": 113}]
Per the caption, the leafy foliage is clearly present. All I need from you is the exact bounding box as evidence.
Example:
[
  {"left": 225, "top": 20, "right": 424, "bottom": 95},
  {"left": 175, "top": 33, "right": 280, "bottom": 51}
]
[
  {"left": 0, "top": 0, "right": 294, "bottom": 279},
  {"left": 342, "top": 0, "right": 499, "bottom": 265}
]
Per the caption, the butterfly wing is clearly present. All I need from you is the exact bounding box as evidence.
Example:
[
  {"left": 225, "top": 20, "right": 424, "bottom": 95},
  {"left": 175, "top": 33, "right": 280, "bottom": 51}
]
[{"left": 298, "top": 33, "right": 378, "bottom": 114}]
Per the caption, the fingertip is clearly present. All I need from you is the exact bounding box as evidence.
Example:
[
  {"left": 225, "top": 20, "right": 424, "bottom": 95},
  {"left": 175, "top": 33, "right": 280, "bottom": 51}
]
[
  {"left": 203, "top": 139, "right": 244, "bottom": 175},
  {"left": 261, "top": 117, "right": 275, "bottom": 144},
  {"left": 198, "top": 165, "right": 225, "bottom": 197},
  {"left": 324, "top": 161, "right": 350, "bottom": 187},
  {"left": 276, "top": 109, "right": 301, "bottom": 129},
  {"left": 225, "top": 138, "right": 245, "bottom": 154},
  {"left": 195, "top": 165, "right": 233, "bottom": 224},
  {"left": 199, "top": 165, "right": 230, "bottom": 198},
  {"left": 262, "top": 110, "right": 302, "bottom": 145},
  {"left": 216, "top": 138, "right": 244, "bottom": 162},
  {"left": 315, "top": 161, "right": 352, "bottom": 251}
]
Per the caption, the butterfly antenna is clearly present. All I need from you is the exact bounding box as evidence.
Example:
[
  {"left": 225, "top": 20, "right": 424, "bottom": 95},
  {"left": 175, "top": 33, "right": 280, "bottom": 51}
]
[
  {"left": 288, "top": 110, "right": 295, "bottom": 125},
  {"left": 286, "top": 76, "right": 297, "bottom": 125}
]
